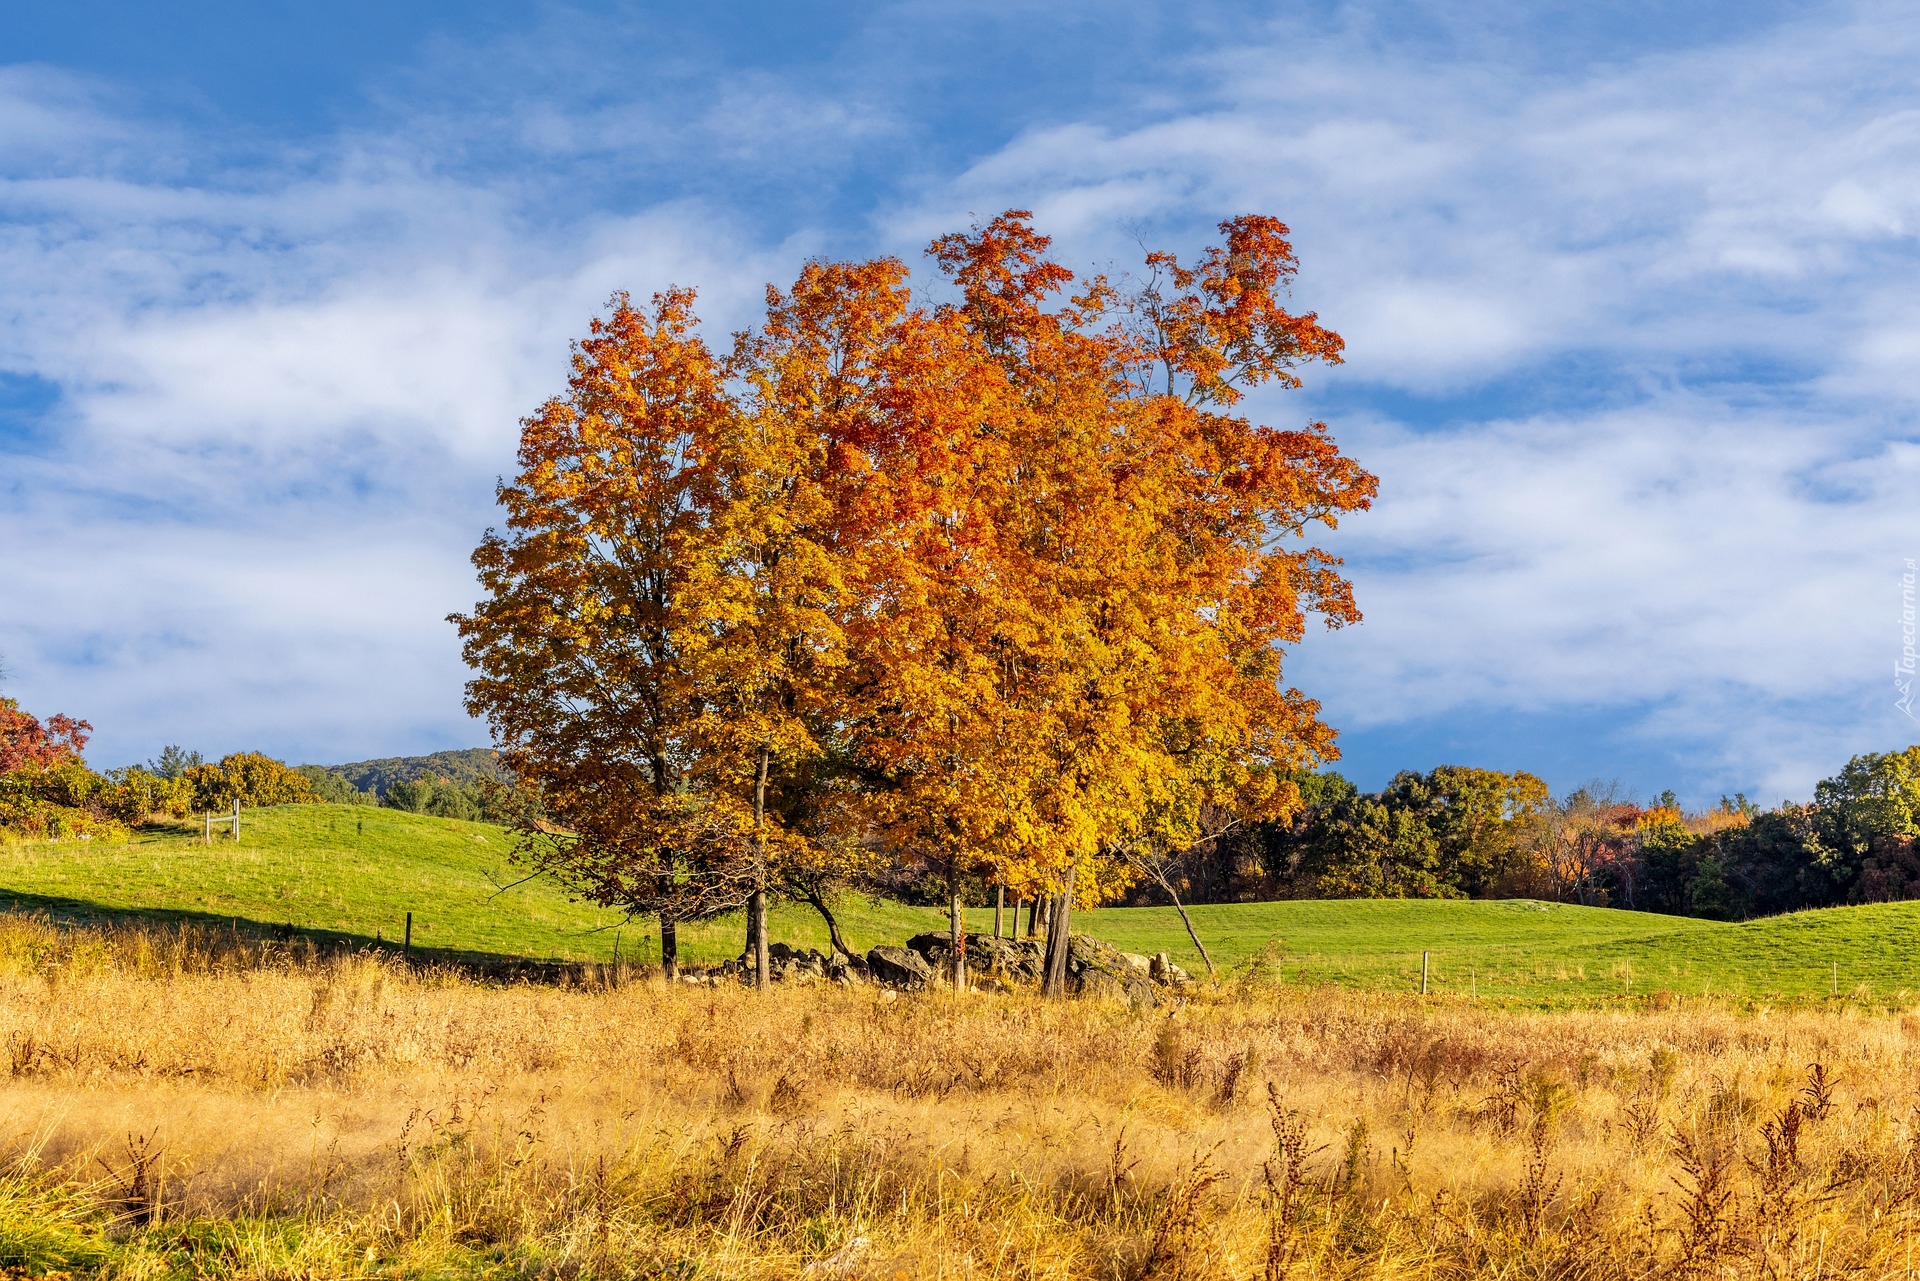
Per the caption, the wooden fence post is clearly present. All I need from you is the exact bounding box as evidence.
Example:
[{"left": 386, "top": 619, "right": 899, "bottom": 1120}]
[
  {"left": 404, "top": 912, "right": 413, "bottom": 966},
  {"left": 1421, "top": 951, "right": 1429, "bottom": 996}
]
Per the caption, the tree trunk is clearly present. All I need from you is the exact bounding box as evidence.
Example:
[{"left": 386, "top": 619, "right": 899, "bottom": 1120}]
[
  {"left": 750, "top": 747, "right": 771, "bottom": 992},
  {"left": 1142, "top": 862, "right": 1215, "bottom": 977},
  {"left": 947, "top": 859, "right": 966, "bottom": 992},
  {"left": 802, "top": 887, "right": 859, "bottom": 962},
  {"left": 1042, "top": 866, "right": 1075, "bottom": 999},
  {"left": 747, "top": 889, "right": 769, "bottom": 988},
  {"left": 994, "top": 885, "right": 1003, "bottom": 940},
  {"left": 660, "top": 915, "right": 679, "bottom": 982},
  {"left": 1028, "top": 895, "right": 1043, "bottom": 939}
]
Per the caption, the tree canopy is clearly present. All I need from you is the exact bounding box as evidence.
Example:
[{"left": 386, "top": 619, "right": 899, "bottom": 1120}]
[{"left": 453, "top": 210, "right": 1376, "bottom": 988}]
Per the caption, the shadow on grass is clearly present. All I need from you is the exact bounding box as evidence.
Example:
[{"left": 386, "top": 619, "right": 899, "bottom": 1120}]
[{"left": 0, "top": 891, "right": 619, "bottom": 983}]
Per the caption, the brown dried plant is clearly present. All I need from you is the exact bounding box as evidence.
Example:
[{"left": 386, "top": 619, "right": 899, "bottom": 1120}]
[{"left": 0, "top": 913, "right": 1916, "bottom": 1278}]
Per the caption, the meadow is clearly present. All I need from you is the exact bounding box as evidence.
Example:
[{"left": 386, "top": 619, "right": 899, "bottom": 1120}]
[
  {"left": 3, "top": 912, "right": 1920, "bottom": 1278},
  {"left": 6, "top": 804, "right": 1920, "bottom": 1005}
]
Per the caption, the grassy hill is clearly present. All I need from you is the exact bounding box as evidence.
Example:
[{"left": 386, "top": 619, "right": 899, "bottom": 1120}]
[
  {"left": 3, "top": 803, "right": 1918, "bottom": 1004},
  {"left": 0, "top": 803, "right": 948, "bottom": 968}
]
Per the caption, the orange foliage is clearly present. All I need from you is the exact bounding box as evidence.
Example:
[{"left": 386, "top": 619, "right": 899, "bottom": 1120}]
[{"left": 925, "top": 212, "right": 1374, "bottom": 901}]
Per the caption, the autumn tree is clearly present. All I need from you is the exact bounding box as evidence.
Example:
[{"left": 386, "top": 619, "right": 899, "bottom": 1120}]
[
  {"left": 458, "top": 212, "right": 1372, "bottom": 996},
  {"left": 458, "top": 274, "right": 905, "bottom": 990},
  {"left": 182, "top": 753, "right": 319, "bottom": 810},
  {"left": 0, "top": 698, "right": 91, "bottom": 773},
  {"left": 453, "top": 290, "right": 755, "bottom": 980},
  {"left": 929, "top": 213, "right": 1375, "bottom": 994},
  {"left": 0, "top": 695, "right": 201, "bottom": 839},
  {"left": 668, "top": 266, "right": 876, "bottom": 991},
  {"left": 820, "top": 259, "right": 1047, "bottom": 992},
  {"left": 1531, "top": 784, "right": 1640, "bottom": 906}
]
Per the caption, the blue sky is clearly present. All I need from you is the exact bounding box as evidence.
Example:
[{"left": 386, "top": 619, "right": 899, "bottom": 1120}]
[{"left": 2, "top": 1, "right": 1917, "bottom": 804}]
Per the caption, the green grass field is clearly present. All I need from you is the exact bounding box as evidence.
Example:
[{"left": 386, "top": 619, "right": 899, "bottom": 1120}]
[
  {"left": 4, "top": 803, "right": 1919, "bottom": 1004},
  {"left": 0, "top": 804, "right": 948, "bottom": 968}
]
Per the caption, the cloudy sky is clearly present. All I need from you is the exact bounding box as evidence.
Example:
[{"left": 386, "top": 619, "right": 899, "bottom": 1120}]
[{"left": 2, "top": 0, "right": 1915, "bottom": 804}]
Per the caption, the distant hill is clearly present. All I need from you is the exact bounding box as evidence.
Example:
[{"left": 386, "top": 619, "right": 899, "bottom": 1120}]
[{"left": 316, "top": 748, "right": 504, "bottom": 799}]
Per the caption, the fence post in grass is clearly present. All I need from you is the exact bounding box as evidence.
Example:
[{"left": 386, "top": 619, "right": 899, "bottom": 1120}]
[
  {"left": 1421, "top": 951, "right": 1429, "bottom": 996},
  {"left": 204, "top": 811, "right": 212, "bottom": 845},
  {"left": 233, "top": 799, "right": 240, "bottom": 841},
  {"left": 994, "top": 886, "right": 1004, "bottom": 940},
  {"left": 404, "top": 912, "right": 412, "bottom": 967}
]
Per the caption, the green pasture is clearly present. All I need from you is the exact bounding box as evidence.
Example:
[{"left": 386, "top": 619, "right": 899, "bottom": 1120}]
[
  {"left": 1101, "top": 898, "right": 1920, "bottom": 1005},
  {"left": 0, "top": 804, "right": 945, "bottom": 967},
  {"left": 3, "top": 803, "right": 1918, "bottom": 1005}
]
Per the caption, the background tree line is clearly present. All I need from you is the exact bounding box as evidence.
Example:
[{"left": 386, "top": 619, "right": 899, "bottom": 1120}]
[
  {"left": 1134, "top": 747, "right": 1920, "bottom": 920},
  {"left": 0, "top": 675, "right": 523, "bottom": 838},
  {"left": 293, "top": 749, "right": 523, "bottom": 822}
]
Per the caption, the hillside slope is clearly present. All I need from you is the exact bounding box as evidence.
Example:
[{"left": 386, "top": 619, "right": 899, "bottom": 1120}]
[
  {"left": 0, "top": 804, "right": 947, "bottom": 966},
  {"left": 3, "top": 803, "right": 1918, "bottom": 1002}
]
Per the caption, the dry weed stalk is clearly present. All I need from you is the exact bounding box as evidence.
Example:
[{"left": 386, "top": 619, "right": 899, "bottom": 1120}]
[{"left": 1260, "top": 1083, "right": 1314, "bottom": 1281}]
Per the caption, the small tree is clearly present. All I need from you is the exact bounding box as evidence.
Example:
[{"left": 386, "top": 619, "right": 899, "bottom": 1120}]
[
  {"left": 148, "top": 745, "right": 204, "bottom": 780},
  {"left": 183, "top": 753, "right": 318, "bottom": 810},
  {"left": 929, "top": 212, "right": 1374, "bottom": 995}
]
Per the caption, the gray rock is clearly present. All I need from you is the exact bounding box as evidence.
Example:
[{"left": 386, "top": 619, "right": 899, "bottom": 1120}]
[
  {"left": 907, "top": 932, "right": 1045, "bottom": 984},
  {"left": 1074, "top": 968, "right": 1128, "bottom": 1001},
  {"left": 1068, "top": 934, "right": 1159, "bottom": 1007},
  {"left": 1149, "top": 952, "right": 1195, "bottom": 987},
  {"left": 865, "top": 945, "right": 932, "bottom": 990},
  {"left": 1070, "top": 967, "right": 1158, "bottom": 1007}
]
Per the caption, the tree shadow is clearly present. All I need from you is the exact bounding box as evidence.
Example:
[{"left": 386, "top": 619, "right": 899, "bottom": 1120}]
[{"left": 0, "top": 891, "right": 612, "bottom": 983}]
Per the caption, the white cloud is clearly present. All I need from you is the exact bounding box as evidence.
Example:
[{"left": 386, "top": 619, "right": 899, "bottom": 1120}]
[
  {"left": 6, "top": 3, "right": 1920, "bottom": 803},
  {"left": 904, "top": 0, "right": 1920, "bottom": 796},
  {"left": 0, "top": 73, "right": 797, "bottom": 763}
]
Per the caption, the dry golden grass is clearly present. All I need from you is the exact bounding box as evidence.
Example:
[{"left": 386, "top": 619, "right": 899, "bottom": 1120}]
[{"left": 4, "top": 914, "right": 1920, "bottom": 1278}]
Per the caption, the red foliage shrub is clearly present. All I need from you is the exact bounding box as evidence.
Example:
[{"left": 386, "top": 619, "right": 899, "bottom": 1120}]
[{"left": 0, "top": 697, "right": 91, "bottom": 773}]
